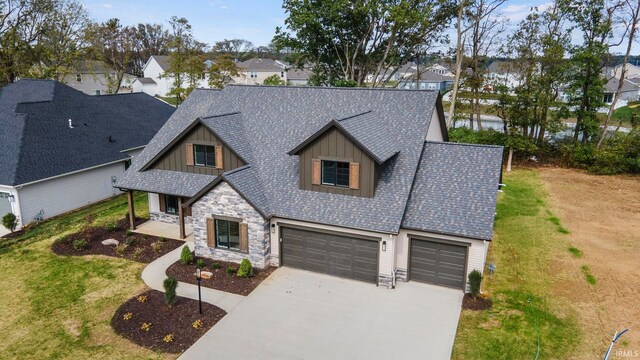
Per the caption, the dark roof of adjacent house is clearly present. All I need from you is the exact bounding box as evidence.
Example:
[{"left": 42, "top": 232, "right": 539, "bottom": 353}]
[
  {"left": 407, "top": 70, "right": 455, "bottom": 82},
  {"left": 150, "top": 55, "right": 170, "bottom": 71},
  {"left": 117, "top": 85, "right": 502, "bottom": 238},
  {"left": 604, "top": 76, "right": 638, "bottom": 93},
  {"left": 136, "top": 77, "right": 157, "bottom": 85},
  {"left": 238, "top": 58, "right": 286, "bottom": 71},
  {"left": 0, "top": 79, "right": 175, "bottom": 186},
  {"left": 402, "top": 142, "right": 503, "bottom": 240}
]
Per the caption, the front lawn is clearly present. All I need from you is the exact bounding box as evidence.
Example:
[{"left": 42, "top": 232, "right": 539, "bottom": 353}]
[
  {"left": 0, "top": 193, "right": 172, "bottom": 359},
  {"left": 452, "top": 169, "right": 579, "bottom": 359}
]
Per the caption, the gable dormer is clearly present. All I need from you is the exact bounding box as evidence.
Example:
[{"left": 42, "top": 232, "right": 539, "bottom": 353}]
[
  {"left": 289, "top": 112, "right": 399, "bottom": 198},
  {"left": 141, "top": 116, "right": 247, "bottom": 176}
]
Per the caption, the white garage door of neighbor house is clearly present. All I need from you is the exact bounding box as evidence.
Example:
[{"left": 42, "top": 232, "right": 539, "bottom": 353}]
[{"left": 0, "top": 193, "right": 12, "bottom": 217}]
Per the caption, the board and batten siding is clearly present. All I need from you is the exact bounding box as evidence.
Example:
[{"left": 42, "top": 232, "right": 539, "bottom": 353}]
[
  {"left": 152, "top": 123, "right": 245, "bottom": 176},
  {"left": 298, "top": 126, "right": 377, "bottom": 198},
  {"left": 397, "top": 229, "right": 489, "bottom": 292},
  {"left": 17, "top": 161, "right": 126, "bottom": 225}
]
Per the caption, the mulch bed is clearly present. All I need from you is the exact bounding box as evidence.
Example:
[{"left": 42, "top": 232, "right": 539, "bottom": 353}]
[
  {"left": 51, "top": 218, "right": 183, "bottom": 263},
  {"left": 166, "top": 256, "right": 277, "bottom": 296},
  {"left": 462, "top": 293, "right": 493, "bottom": 311},
  {"left": 111, "top": 289, "right": 226, "bottom": 353},
  {"left": 1, "top": 229, "right": 25, "bottom": 239}
]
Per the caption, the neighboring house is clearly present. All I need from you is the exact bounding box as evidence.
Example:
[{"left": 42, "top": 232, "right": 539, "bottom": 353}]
[
  {"left": 558, "top": 75, "right": 639, "bottom": 109},
  {"left": 485, "top": 61, "right": 520, "bottom": 90},
  {"left": 608, "top": 63, "right": 640, "bottom": 80},
  {"left": 398, "top": 70, "right": 455, "bottom": 91},
  {"left": 116, "top": 85, "right": 503, "bottom": 292},
  {"left": 0, "top": 79, "right": 175, "bottom": 229},
  {"left": 62, "top": 60, "right": 136, "bottom": 95},
  {"left": 235, "top": 58, "right": 287, "bottom": 85},
  {"left": 133, "top": 55, "right": 212, "bottom": 97},
  {"left": 426, "top": 62, "right": 454, "bottom": 77},
  {"left": 287, "top": 67, "right": 313, "bottom": 86}
]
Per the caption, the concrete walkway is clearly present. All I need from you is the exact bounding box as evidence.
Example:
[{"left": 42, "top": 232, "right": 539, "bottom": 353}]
[
  {"left": 134, "top": 220, "right": 194, "bottom": 241},
  {"left": 141, "top": 242, "right": 244, "bottom": 312}
]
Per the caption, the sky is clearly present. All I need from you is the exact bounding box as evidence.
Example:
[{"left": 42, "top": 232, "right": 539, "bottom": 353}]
[{"left": 80, "top": 0, "right": 631, "bottom": 54}]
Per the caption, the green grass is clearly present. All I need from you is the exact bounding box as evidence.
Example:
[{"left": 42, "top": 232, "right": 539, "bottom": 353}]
[
  {"left": 580, "top": 265, "right": 597, "bottom": 285},
  {"left": 546, "top": 212, "right": 571, "bottom": 234},
  {"left": 568, "top": 246, "right": 583, "bottom": 258},
  {"left": 0, "top": 193, "right": 169, "bottom": 359},
  {"left": 452, "top": 169, "right": 579, "bottom": 360}
]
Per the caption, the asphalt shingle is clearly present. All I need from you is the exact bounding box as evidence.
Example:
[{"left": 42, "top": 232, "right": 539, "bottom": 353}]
[{"left": 0, "top": 79, "right": 175, "bottom": 186}]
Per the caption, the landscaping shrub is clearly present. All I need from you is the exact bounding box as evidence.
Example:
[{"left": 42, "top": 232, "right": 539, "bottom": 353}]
[
  {"left": 237, "top": 259, "right": 254, "bottom": 277},
  {"left": 468, "top": 270, "right": 483, "bottom": 298},
  {"left": 115, "top": 244, "right": 127, "bottom": 256},
  {"left": 72, "top": 239, "right": 88, "bottom": 250},
  {"left": 2, "top": 212, "right": 17, "bottom": 233},
  {"left": 125, "top": 229, "right": 133, "bottom": 236},
  {"left": 226, "top": 265, "right": 236, "bottom": 276},
  {"left": 163, "top": 276, "right": 178, "bottom": 306},
  {"left": 150, "top": 241, "right": 162, "bottom": 252},
  {"left": 196, "top": 259, "right": 205, "bottom": 269},
  {"left": 211, "top": 262, "right": 220, "bottom": 270},
  {"left": 124, "top": 237, "right": 136, "bottom": 246},
  {"left": 132, "top": 248, "right": 143, "bottom": 259},
  {"left": 106, "top": 222, "right": 119, "bottom": 232},
  {"left": 180, "top": 245, "right": 193, "bottom": 264}
]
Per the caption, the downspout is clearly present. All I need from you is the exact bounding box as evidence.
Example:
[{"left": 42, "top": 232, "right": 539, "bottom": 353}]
[{"left": 390, "top": 234, "right": 397, "bottom": 289}]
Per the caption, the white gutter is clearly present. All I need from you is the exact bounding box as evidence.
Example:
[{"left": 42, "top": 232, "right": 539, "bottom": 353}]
[
  {"left": 119, "top": 145, "right": 146, "bottom": 153},
  {"left": 14, "top": 158, "right": 129, "bottom": 188}
]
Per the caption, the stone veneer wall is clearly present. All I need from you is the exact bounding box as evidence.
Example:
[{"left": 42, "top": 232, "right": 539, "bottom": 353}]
[
  {"left": 149, "top": 211, "right": 193, "bottom": 225},
  {"left": 191, "top": 182, "right": 270, "bottom": 269}
]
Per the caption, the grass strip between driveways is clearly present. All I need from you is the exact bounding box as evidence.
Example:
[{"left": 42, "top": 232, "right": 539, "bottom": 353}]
[
  {"left": 452, "top": 169, "right": 579, "bottom": 359},
  {"left": 0, "top": 192, "right": 172, "bottom": 359}
]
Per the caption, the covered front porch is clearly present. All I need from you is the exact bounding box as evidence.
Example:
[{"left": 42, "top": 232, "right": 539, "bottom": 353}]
[
  {"left": 133, "top": 220, "right": 194, "bottom": 241},
  {"left": 125, "top": 190, "right": 192, "bottom": 240}
]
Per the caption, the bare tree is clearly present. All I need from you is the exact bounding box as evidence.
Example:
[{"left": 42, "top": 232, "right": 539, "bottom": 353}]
[{"left": 598, "top": 0, "right": 640, "bottom": 147}]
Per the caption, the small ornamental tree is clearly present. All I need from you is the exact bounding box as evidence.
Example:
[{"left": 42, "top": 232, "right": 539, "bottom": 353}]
[
  {"left": 263, "top": 74, "right": 285, "bottom": 86},
  {"left": 237, "top": 259, "right": 254, "bottom": 277},
  {"left": 468, "top": 270, "right": 483, "bottom": 298},
  {"left": 180, "top": 245, "right": 193, "bottom": 264},
  {"left": 2, "top": 213, "right": 17, "bottom": 233},
  {"left": 163, "top": 276, "right": 178, "bottom": 306}
]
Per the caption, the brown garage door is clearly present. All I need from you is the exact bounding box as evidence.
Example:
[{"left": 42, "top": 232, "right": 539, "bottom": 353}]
[
  {"left": 281, "top": 227, "right": 379, "bottom": 284},
  {"left": 410, "top": 238, "right": 468, "bottom": 289}
]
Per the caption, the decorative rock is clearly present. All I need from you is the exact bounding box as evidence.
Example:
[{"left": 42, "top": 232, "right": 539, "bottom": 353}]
[
  {"left": 102, "top": 239, "right": 119, "bottom": 246},
  {"left": 200, "top": 271, "right": 213, "bottom": 279}
]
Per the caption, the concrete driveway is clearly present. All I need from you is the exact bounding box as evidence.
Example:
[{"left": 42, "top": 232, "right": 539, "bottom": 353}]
[{"left": 180, "top": 267, "right": 463, "bottom": 360}]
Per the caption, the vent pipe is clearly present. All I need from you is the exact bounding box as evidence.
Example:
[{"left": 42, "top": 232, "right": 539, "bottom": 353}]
[{"left": 68, "top": 119, "right": 73, "bottom": 128}]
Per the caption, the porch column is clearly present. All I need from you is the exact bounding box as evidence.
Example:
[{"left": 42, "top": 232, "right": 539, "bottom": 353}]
[
  {"left": 178, "top": 196, "right": 185, "bottom": 240},
  {"left": 127, "top": 190, "right": 136, "bottom": 230}
]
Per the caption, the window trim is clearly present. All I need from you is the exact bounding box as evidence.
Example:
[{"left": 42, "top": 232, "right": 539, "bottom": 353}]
[
  {"left": 215, "top": 218, "right": 241, "bottom": 251},
  {"left": 320, "top": 159, "right": 350, "bottom": 188},
  {"left": 193, "top": 144, "right": 216, "bottom": 168}
]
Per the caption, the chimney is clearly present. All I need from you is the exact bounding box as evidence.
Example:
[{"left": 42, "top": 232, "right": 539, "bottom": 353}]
[{"left": 68, "top": 119, "right": 73, "bottom": 128}]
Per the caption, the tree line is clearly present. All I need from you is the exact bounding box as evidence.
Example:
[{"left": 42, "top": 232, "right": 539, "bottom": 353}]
[{"left": 0, "top": 0, "right": 283, "bottom": 90}]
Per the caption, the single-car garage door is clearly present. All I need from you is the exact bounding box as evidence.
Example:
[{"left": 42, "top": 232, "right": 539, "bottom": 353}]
[
  {"left": 410, "top": 238, "right": 468, "bottom": 289},
  {"left": 281, "top": 227, "right": 379, "bottom": 284}
]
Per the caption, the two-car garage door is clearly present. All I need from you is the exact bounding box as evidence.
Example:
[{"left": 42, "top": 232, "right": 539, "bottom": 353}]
[
  {"left": 280, "top": 227, "right": 379, "bottom": 284},
  {"left": 409, "top": 238, "right": 468, "bottom": 290}
]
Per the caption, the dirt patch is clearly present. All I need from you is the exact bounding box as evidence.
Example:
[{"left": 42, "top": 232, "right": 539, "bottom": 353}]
[
  {"left": 540, "top": 167, "right": 640, "bottom": 359},
  {"left": 51, "top": 218, "right": 183, "bottom": 263},
  {"left": 1, "top": 229, "right": 25, "bottom": 239},
  {"left": 462, "top": 294, "right": 493, "bottom": 311},
  {"left": 111, "top": 290, "right": 226, "bottom": 354},
  {"left": 166, "top": 256, "right": 276, "bottom": 296}
]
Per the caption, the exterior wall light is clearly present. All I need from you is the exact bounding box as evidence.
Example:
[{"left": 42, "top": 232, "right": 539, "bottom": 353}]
[{"left": 382, "top": 240, "right": 387, "bottom": 251}]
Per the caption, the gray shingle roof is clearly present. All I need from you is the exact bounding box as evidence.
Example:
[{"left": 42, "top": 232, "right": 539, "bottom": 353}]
[
  {"left": 402, "top": 142, "right": 503, "bottom": 240},
  {"left": 136, "top": 77, "right": 157, "bottom": 85},
  {"left": 117, "top": 86, "right": 441, "bottom": 234},
  {"left": 338, "top": 112, "right": 399, "bottom": 163},
  {"left": 117, "top": 86, "right": 502, "bottom": 239},
  {"left": 0, "top": 79, "right": 175, "bottom": 186},
  {"left": 238, "top": 58, "right": 286, "bottom": 71},
  {"left": 150, "top": 55, "right": 170, "bottom": 71}
]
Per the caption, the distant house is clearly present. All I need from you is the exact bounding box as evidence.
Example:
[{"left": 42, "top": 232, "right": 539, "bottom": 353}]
[
  {"left": 235, "top": 58, "right": 287, "bottom": 85},
  {"left": 368, "top": 62, "right": 452, "bottom": 84},
  {"left": 485, "top": 61, "right": 520, "bottom": 90},
  {"left": 608, "top": 63, "right": 640, "bottom": 80},
  {"left": 287, "top": 67, "right": 312, "bottom": 86},
  {"left": 132, "top": 55, "right": 213, "bottom": 97},
  {"left": 0, "top": 80, "right": 175, "bottom": 230},
  {"left": 397, "top": 70, "right": 455, "bottom": 91},
  {"left": 557, "top": 75, "right": 639, "bottom": 109},
  {"left": 62, "top": 60, "right": 136, "bottom": 95}
]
